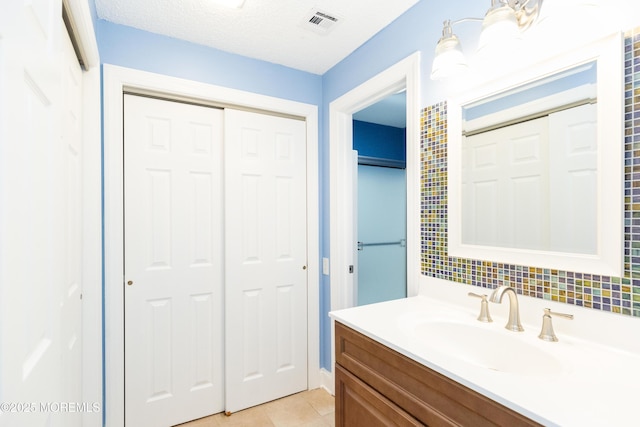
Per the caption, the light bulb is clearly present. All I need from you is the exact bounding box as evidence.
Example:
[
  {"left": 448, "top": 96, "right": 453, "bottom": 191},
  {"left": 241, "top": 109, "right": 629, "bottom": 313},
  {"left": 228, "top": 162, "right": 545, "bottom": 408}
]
[
  {"left": 477, "top": 2, "right": 520, "bottom": 54},
  {"left": 431, "top": 33, "right": 468, "bottom": 80}
]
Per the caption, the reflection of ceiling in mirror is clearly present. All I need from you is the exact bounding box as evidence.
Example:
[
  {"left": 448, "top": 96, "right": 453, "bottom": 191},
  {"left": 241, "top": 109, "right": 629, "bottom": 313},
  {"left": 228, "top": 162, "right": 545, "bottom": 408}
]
[{"left": 464, "top": 61, "right": 597, "bottom": 121}]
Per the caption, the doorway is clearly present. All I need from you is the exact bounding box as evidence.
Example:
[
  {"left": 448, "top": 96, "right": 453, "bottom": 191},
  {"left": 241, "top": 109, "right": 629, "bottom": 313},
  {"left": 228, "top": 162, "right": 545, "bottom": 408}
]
[
  {"left": 353, "top": 92, "right": 408, "bottom": 305},
  {"left": 103, "top": 65, "right": 320, "bottom": 426},
  {"left": 329, "top": 52, "right": 420, "bottom": 313},
  {"left": 328, "top": 53, "right": 420, "bottom": 392}
]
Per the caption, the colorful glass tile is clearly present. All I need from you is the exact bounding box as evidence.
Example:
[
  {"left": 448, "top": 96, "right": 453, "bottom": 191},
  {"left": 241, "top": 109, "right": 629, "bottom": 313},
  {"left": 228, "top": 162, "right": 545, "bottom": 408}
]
[{"left": 420, "top": 28, "right": 640, "bottom": 318}]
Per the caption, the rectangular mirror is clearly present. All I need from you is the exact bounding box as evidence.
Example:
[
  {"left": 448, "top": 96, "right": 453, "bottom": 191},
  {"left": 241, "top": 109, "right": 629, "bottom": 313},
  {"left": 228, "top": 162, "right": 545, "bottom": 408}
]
[{"left": 448, "top": 33, "right": 623, "bottom": 276}]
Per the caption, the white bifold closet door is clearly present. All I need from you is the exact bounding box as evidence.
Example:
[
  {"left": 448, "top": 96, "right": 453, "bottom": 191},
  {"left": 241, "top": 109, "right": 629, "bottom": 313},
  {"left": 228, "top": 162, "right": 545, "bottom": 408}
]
[
  {"left": 124, "top": 95, "right": 225, "bottom": 427},
  {"left": 462, "top": 103, "right": 596, "bottom": 253},
  {"left": 224, "top": 109, "right": 308, "bottom": 414},
  {"left": 123, "top": 96, "right": 308, "bottom": 426}
]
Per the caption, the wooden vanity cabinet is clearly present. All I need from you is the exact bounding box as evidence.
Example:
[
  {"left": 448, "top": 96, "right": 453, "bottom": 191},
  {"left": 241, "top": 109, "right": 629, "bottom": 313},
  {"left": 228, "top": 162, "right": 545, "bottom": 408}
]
[{"left": 335, "top": 322, "right": 542, "bottom": 427}]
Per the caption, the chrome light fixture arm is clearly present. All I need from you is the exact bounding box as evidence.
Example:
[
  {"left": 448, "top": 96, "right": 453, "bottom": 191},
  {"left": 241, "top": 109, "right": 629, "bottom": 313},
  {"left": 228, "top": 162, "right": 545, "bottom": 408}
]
[
  {"left": 508, "top": 0, "right": 544, "bottom": 30},
  {"left": 436, "top": 18, "right": 482, "bottom": 43},
  {"left": 430, "top": 0, "right": 544, "bottom": 80}
]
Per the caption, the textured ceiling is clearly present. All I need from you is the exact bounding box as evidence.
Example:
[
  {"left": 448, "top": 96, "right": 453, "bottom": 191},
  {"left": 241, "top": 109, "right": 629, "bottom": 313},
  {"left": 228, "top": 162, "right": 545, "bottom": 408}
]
[{"left": 95, "top": 0, "right": 420, "bottom": 75}]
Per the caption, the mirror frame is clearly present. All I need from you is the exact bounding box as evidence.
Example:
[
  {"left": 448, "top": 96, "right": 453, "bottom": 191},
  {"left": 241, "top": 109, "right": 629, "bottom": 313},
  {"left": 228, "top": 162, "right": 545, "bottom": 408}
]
[{"left": 447, "top": 32, "right": 624, "bottom": 276}]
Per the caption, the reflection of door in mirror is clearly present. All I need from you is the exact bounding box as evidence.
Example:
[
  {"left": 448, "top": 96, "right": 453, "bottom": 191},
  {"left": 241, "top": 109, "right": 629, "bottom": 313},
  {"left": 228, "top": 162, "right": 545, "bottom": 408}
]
[
  {"left": 448, "top": 33, "right": 623, "bottom": 276},
  {"left": 462, "top": 103, "right": 596, "bottom": 254}
]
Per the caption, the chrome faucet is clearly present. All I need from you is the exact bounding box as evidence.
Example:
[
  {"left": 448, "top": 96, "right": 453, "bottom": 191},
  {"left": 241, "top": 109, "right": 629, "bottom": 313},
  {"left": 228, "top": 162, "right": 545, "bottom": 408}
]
[{"left": 489, "top": 286, "right": 524, "bottom": 332}]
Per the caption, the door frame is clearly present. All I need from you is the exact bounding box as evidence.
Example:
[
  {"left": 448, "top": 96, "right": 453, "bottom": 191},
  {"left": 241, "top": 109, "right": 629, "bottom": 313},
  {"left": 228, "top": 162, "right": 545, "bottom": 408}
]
[
  {"left": 53, "top": 1, "right": 104, "bottom": 425},
  {"left": 328, "top": 52, "right": 420, "bottom": 385},
  {"left": 329, "top": 52, "right": 420, "bottom": 311},
  {"left": 103, "top": 64, "right": 320, "bottom": 426}
]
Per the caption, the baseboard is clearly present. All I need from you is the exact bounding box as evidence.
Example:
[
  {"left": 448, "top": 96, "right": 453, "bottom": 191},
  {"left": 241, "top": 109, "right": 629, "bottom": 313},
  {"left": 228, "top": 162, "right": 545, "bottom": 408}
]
[{"left": 318, "top": 368, "right": 334, "bottom": 396}]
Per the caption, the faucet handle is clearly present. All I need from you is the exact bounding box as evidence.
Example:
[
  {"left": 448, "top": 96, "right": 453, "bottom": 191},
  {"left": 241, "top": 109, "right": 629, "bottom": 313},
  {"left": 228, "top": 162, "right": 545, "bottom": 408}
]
[
  {"left": 467, "top": 292, "right": 493, "bottom": 323},
  {"left": 538, "top": 308, "right": 574, "bottom": 342}
]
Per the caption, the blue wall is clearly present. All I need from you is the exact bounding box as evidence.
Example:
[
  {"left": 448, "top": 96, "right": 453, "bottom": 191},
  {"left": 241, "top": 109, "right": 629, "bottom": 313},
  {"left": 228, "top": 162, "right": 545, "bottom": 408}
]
[
  {"left": 91, "top": 0, "right": 640, "bottom": 376},
  {"left": 319, "top": 0, "right": 640, "bottom": 372},
  {"left": 317, "top": 0, "right": 488, "bottom": 369},
  {"left": 321, "top": 1, "right": 488, "bottom": 107},
  {"left": 96, "top": 20, "right": 322, "bottom": 105},
  {"left": 91, "top": 14, "right": 327, "bottom": 373},
  {"left": 353, "top": 120, "right": 406, "bottom": 162},
  {"left": 357, "top": 165, "right": 407, "bottom": 305},
  {"left": 353, "top": 121, "right": 407, "bottom": 305}
]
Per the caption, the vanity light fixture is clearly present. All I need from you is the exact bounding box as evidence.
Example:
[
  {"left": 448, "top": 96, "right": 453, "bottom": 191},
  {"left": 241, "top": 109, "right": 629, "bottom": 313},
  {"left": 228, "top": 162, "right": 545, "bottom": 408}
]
[{"left": 430, "top": 0, "right": 543, "bottom": 80}]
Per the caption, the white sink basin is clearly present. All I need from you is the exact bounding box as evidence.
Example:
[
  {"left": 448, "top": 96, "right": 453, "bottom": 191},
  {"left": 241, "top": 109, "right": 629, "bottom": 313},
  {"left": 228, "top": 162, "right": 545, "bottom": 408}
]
[
  {"left": 331, "top": 281, "right": 640, "bottom": 427},
  {"left": 412, "top": 320, "right": 564, "bottom": 376}
]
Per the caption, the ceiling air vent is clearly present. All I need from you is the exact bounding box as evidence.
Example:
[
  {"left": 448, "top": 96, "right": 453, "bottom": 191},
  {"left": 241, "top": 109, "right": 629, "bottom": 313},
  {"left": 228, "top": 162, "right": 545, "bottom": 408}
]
[{"left": 301, "top": 8, "right": 341, "bottom": 35}]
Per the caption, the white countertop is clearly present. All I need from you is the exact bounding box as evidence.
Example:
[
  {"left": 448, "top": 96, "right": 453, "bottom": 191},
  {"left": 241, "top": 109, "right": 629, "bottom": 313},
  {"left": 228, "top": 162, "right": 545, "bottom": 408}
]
[{"left": 329, "top": 277, "right": 640, "bottom": 426}]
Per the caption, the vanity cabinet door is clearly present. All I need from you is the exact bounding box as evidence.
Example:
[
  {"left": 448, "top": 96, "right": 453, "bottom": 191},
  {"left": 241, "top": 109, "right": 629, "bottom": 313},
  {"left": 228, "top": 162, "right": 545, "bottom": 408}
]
[
  {"left": 335, "top": 364, "right": 422, "bottom": 427},
  {"left": 335, "top": 322, "right": 541, "bottom": 427}
]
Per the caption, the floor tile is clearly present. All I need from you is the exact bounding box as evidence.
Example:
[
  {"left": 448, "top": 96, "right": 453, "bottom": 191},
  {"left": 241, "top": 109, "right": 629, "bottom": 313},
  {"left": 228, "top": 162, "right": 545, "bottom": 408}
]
[
  {"left": 322, "top": 412, "right": 335, "bottom": 427},
  {"left": 214, "top": 406, "right": 275, "bottom": 427},
  {"left": 262, "top": 393, "right": 323, "bottom": 427},
  {"left": 177, "top": 389, "right": 334, "bottom": 427},
  {"left": 300, "top": 389, "right": 335, "bottom": 417}
]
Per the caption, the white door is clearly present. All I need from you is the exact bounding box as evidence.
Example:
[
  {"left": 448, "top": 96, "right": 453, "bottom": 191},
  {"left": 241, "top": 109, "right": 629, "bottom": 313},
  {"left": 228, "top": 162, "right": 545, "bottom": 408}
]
[
  {"left": 124, "top": 95, "right": 225, "bottom": 426},
  {"left": 548, "top": 103, "right": 597, "bottom": 254},
  {"left": 224, "top": 109, "right": 308, "bottom": 413},
  {"left": 0, "top": 2, "right": 84, "bottom": 426},
  {"left": 60, "top": 19, "right": 85, "bottom": 427},
  {"left": 463, "top": 117, "right": 549, "bottom": 249}
]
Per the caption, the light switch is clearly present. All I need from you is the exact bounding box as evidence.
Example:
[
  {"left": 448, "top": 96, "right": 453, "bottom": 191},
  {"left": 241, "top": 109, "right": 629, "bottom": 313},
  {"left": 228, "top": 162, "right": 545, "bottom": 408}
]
[{"left": 322, "top": 257, "right": 329, "bottom": 275}]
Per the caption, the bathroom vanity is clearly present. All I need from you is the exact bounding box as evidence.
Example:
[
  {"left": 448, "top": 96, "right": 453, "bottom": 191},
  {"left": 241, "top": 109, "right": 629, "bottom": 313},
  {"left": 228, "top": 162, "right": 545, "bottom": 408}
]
[
  {"left": 328, "top": 29, "right": 635, "bottom": 427},
  {"left": 334, "top": 321, "right": 539, "bottom": 426},
  {"left": 330, "top": 278, "right": 640, "bottom": 426}
]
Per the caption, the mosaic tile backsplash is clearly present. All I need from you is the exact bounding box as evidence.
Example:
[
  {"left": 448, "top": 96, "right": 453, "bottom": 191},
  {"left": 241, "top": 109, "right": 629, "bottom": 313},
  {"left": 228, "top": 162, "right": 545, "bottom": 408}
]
[{"left": 420, "top": 29, "right": 640, "bottom": 318}]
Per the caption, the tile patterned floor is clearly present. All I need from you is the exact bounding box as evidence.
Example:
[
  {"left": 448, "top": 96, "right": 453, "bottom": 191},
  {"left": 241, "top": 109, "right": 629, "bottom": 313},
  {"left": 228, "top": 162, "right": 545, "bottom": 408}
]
[{"left": 177, "top": 389, "right": 335, "bottom": 427}]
